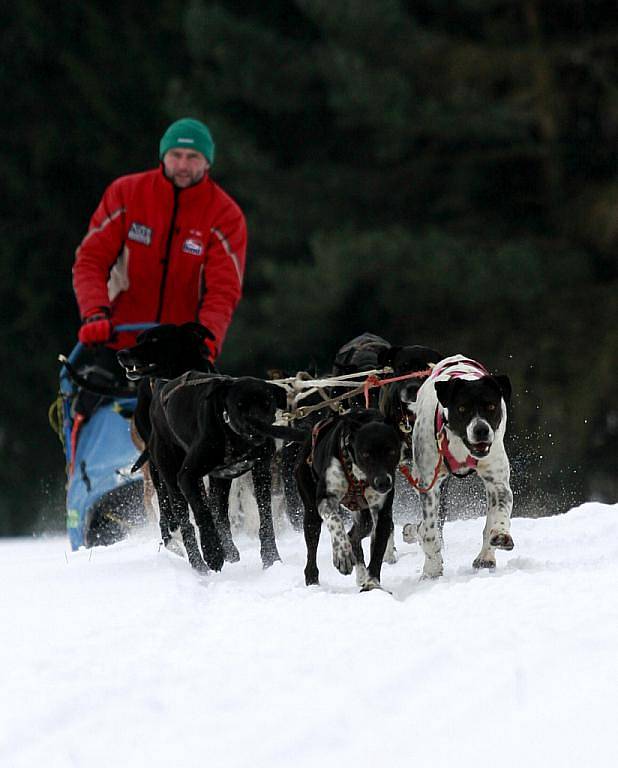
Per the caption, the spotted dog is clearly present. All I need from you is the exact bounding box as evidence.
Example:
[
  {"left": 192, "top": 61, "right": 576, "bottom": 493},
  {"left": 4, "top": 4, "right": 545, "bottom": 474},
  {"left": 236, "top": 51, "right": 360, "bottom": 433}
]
[
  {"left": 295, "top": 408, "right": 402, "bottom": 591},
  {"left": 412, "top": 354, "right": 513, "bottom": 577}
]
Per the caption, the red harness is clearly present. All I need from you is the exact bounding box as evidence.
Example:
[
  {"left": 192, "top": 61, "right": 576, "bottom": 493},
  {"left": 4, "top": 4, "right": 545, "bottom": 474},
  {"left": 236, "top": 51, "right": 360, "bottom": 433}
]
[
  {"left": 434, "top": 407, "right": 478, "bottom": 475},
  {"left": 363, "top": 369, "right": 433, "bottom": 408}
]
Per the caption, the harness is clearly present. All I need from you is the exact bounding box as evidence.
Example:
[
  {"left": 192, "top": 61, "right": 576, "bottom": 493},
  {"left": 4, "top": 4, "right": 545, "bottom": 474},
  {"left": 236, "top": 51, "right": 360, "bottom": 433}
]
[
  {"left": 307, "top": 417, "right": 368, "bottom": 511},
  {"left": 434, "top": 407, "right": 478, "bottom": 476},
  {"left": 160, "top": 371, "right": 230, "bottom": 405}
]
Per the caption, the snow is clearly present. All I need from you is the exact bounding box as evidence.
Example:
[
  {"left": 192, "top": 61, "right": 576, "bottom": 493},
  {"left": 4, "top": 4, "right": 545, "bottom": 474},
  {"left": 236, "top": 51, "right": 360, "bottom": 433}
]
[{"left": 1, "top": 501, "right": 617, "bottom": 768}]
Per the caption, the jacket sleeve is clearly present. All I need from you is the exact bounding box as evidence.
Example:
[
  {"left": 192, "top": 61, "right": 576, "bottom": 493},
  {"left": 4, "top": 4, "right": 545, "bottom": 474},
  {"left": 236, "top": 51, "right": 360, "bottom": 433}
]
[
  {"left": 72, "top": 178, "right": 127, "bottom": 319},
  {"left": 199, "top": 198, "right": 247, "bottom": 354}
]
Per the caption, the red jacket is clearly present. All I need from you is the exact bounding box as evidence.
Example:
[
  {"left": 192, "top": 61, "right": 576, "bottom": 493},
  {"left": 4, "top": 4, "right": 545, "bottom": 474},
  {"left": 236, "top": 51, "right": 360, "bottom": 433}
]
[{"left": 73, "top": 167, "right": 247, "bottom": 355}]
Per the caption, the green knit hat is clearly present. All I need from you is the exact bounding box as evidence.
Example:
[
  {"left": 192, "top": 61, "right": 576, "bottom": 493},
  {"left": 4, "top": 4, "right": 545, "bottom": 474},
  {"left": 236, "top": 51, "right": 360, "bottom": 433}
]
[{"left": 159, "top": 118, "right": 215, "bottom": 164}]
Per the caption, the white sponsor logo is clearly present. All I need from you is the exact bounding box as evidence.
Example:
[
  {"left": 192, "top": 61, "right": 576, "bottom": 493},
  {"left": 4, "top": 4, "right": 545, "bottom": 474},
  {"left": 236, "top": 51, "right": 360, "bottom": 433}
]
[
  {"left": 182, "top": 238, "right": 204, "bottom": 256},
  {"left": 127, "top": 222, "right": 152, "bottom": 246}
]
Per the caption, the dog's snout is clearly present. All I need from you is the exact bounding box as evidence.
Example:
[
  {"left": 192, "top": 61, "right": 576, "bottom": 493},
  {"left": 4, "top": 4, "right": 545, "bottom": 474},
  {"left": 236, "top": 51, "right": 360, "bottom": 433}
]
[
  {"left": 117, "top": 349, "right": 130, "bottom": 365},
  {"left": 473, "top": 421, "right": 490, "bottom": 441},
  {"left": 372, "top": 473, "right": 393, "bottom": 494}
]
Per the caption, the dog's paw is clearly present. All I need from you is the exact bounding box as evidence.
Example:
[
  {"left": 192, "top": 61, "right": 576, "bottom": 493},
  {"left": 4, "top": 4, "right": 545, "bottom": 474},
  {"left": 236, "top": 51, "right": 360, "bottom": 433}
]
[
  {"left": 193, "top": 558, "right": 210, "bottom": 575},
  {"left": 163, "top": 537, "right": 186, "bottom": 559},
  {"left": 332, "top": 540, "right": 355, "bottom": 575},
  {"left": 225, "top": 549, "right": 241, "bottom": 564},
  {"left": 260, "top": 547, "right": 282, "bottom": 569},
  {"left": 421, "top": 558, "right": 443, "bottom": 580},
  {"left": 223, "top": 543, "right": 241, "bottom": 563},
  {"left": 383, "top": 548, "right": 398, "bottom": 565},
  {"left": 421, "top": 552, "right": 443, "bottom": 580},
  {"left": 402, "top": 523, "right": 417, "bottom": 544},
  {"left": 383, "top": 536, "right": 398, "bottom": 564},
  {"left": 473, "top": 555, "right": 496, "bottom": 569},
  {"left": 420, "top": 570, "right": 442, "bottom": 581},
  {"left": 489, "top": 531, "right": 514, "bottom": 551},
  {"left": 359, "top": 577, "right": 384, "bottom": 592},
  {"left": 203, "top": 541, "right": 225, "bottom": 572}
]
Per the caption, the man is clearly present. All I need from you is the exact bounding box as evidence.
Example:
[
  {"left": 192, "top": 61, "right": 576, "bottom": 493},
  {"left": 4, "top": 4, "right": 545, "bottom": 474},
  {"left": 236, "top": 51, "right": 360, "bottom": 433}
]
[{"left": 73, "top": 117, "right": 247, "bottom": 364}]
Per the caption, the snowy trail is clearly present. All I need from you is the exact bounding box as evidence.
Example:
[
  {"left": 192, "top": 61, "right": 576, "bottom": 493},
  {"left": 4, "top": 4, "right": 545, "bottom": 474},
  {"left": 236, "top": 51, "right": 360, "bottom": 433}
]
[{"left": 1, "top": 502, "right": 617, "bottom": 768}]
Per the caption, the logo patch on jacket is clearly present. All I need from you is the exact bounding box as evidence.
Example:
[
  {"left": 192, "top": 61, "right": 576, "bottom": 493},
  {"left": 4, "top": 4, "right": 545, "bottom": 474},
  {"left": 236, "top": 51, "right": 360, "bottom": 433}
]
[
  {"left": 128, "top": 222, "right": 153, "bottom": 246},
  {"left": 182, "top": 238, "right": 204, "bottom": 256}
]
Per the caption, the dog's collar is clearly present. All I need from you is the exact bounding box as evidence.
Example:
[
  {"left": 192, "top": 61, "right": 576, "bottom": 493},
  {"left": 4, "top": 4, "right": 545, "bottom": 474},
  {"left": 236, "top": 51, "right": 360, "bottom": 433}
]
[
  {"left": 435, "top": 407, "right": 478, "bottom": 475},
  {"left": 398, "top": 403, "right": 414, "bottom": 435}
]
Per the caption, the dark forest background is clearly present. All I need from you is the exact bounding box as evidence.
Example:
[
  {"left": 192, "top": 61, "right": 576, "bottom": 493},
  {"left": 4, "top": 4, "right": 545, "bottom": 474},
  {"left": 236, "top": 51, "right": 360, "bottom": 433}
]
[{"left": 1, "top": 0, "right": 617, "bottom": 536}]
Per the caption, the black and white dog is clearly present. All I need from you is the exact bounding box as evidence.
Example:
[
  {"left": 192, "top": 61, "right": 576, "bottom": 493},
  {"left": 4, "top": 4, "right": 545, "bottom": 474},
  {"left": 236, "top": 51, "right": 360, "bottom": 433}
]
[
  {"left": 295, "top": 408, "right": 402, "bottom": 591},
  {"left": 412, "top": 355, "right": 513, "bottom": 577},
  {"left": 147, "top": 371, "right": 307, "bottom": 572}
]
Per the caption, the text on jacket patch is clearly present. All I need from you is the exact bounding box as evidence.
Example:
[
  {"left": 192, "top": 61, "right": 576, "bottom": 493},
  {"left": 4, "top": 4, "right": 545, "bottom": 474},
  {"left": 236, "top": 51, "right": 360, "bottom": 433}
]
[{"left": 127, "top": 222, "right": 153, "bottom": 246}]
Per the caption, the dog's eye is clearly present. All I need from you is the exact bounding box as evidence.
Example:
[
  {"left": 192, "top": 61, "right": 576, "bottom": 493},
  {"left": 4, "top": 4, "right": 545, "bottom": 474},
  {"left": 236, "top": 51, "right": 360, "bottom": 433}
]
[
  {"left": 457, "top": 405, "right": 467, "bottom": 414},
  {"left": 487, "top": 403, "right": 496, "bottom": 412}
]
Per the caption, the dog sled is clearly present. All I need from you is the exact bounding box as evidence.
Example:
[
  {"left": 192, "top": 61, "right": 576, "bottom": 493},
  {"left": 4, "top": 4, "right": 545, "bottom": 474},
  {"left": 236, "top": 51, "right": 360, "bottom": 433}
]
[{"left": 50, "top": 324, "right": 155, "bottom": 550}]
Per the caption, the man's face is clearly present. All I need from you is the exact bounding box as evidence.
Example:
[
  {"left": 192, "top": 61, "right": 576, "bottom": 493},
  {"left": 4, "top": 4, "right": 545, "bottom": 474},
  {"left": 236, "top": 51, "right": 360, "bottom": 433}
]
[{"left": 163, "top": 148, "right": 210, "bottom": 188}]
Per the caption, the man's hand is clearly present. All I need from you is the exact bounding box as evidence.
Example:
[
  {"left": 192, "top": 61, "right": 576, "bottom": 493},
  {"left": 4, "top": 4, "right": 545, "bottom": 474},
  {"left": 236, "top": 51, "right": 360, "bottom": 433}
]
[{"left": 78, "top": 309, "right": 112, "bottom": 346}]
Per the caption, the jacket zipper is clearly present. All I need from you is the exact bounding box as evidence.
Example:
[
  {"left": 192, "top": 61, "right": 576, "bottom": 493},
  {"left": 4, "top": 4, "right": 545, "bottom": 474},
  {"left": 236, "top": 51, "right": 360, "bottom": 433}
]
[{"left": 156, "top": 187, "right": 179, "bottom": 321}]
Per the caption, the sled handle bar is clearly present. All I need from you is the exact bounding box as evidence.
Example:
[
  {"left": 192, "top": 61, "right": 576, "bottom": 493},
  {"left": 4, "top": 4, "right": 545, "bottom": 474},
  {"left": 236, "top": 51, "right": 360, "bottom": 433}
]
[{"left": 63, "top": 323, "right": 159, "bottom": 366}]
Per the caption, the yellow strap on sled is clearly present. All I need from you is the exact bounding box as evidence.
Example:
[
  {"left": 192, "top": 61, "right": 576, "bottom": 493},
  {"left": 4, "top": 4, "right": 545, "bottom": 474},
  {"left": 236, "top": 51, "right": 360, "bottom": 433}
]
[{"left": 48, "top": 395, "right": 65, "bottom": 447}]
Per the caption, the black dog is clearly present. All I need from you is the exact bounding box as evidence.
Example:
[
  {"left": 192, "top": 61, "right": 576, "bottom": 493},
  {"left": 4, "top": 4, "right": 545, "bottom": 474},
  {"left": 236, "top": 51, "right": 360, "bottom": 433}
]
[
  {"left": 117, "top": 322, "right": 216, "bottom": 445},
  {"left": 277, "top": 333, "right": 392, "bottom": 529},
  {"left": 116, "top": 323, "right": 216, "bottom": 529},
  {"left": 295, "top": 408, "right": 402, "bottom": 591},
  {"left": 331, "top": 331, "right": 391, "bottom": 408},
  {"left": 147, "top": 371, "right": 307, "bottom": 572},
  {"left": 377, "top": 345, "right": 444, "bottom": 434}
]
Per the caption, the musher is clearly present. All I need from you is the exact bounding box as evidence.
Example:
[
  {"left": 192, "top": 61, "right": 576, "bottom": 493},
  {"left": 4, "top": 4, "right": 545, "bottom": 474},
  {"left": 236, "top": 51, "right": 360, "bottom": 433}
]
[{"left": 72, "top": 117, "right": 247, "bottom": 377}]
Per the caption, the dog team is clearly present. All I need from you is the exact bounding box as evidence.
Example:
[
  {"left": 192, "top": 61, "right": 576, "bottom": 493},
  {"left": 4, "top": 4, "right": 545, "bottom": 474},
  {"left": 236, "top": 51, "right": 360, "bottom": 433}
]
[{"left": 117, "top": 325, "right": 514, "bottom": 591}]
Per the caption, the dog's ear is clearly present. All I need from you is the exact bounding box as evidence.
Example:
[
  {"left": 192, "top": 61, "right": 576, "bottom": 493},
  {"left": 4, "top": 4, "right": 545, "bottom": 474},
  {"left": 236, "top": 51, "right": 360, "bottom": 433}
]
[
  {"left": 183, "top": 322, "right": 216, "bottom": 342},
  {"left": 434, "top": 379, "right": 460, "bottom": 409},
  {"left": 377, "top": 346, "right": 401, "bottom": 368},
  {"left": 492, "top": 374, "right": 512, "bottom": 405}
]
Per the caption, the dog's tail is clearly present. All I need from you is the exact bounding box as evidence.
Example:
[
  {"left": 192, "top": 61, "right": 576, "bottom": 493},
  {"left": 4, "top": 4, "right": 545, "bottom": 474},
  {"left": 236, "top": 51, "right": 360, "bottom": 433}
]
[
  {"left": 131, "top": 449, "right": 149, "bottom": 473},
  {"left": 246, "top": 418, "right": 309, "bottom": 443}
]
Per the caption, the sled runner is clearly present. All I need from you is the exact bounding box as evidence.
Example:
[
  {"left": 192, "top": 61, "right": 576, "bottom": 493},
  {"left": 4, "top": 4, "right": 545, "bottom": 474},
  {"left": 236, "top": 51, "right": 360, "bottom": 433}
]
[{"left": 51, "top": 324, "right": 155, "bottom": 550}]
